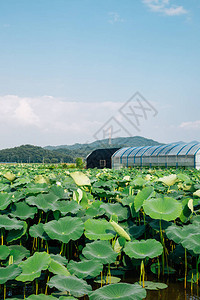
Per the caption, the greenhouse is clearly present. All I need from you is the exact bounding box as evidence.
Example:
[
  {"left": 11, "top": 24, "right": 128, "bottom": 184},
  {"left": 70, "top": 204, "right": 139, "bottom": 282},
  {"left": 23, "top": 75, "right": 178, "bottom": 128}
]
[{"left": 111, "top": 142, "right": 200, "bottom": 169}]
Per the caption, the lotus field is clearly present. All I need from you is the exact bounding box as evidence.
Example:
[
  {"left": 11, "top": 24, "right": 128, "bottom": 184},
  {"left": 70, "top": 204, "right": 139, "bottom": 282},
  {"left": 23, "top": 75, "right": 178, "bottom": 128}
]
[{"left": 1, "top": 165, "right": 200, "bottom": 299}]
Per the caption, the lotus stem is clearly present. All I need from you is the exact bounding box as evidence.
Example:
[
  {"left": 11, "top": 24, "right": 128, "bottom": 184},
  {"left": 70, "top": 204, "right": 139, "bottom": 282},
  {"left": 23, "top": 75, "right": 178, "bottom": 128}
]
[
  {"left": 36, "top": 279, "right": 38, "bottom": 295},
  {"left": 157, "top": 257, "right": 160, "bottom": 280},
  {"left": 140, "top": 260, "right": 145, "bottom": 288},
  {"left": 24, "top": 283, "right": 26, "bottom": 299},
  {"left": 191, "top": 272, "right": 193, "bottom": 294},
  {"left": 184, "top": 248, "right": 187, "bottom": 289},
  {"left": 196, "top": 257, "right": 199, "bottom": 285},
  {"left": 45, "top": 241, "right": 49, "bottom": 254},
  {"left": 1, "top": 229, "right": 4, "bottom": 245},
  {"left": 60, "top": 242, "right": 64, "bottom": 255},
  {"left": 4, "top": 284, "right": 6, "bottom": 300},
  {"left": 45, "top": 275, "right": 50, "bottom": 295},
  {"left": 159, "top": 220, "right": 165, "bottom": 275},
  {"left": 101, "top": 271, "right": 103, "bottom": 287}
]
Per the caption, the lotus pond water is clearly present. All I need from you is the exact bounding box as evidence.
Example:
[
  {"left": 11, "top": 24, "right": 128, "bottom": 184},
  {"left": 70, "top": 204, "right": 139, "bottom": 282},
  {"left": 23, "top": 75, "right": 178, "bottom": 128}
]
[{"left": 0, "top": 164, "right": 200, "bottom": 299}]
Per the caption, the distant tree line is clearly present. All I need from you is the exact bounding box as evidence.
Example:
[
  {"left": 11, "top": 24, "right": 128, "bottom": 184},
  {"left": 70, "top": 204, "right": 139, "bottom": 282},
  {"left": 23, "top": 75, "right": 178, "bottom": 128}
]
[{"left": 0, "top": 145, "right": 74, "bottom": 164}]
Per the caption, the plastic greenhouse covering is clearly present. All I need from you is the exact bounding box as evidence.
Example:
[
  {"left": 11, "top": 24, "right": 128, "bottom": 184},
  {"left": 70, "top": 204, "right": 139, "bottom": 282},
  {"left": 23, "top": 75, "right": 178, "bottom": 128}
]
[{"left": 111, "top": 142, "right": 200, "bottom": 169}]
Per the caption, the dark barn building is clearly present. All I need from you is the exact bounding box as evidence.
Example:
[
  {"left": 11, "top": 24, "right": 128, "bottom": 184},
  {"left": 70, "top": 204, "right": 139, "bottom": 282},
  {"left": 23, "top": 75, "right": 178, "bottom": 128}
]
[{"left": 86, "top": 148, "right": 120, "bottom": 169}]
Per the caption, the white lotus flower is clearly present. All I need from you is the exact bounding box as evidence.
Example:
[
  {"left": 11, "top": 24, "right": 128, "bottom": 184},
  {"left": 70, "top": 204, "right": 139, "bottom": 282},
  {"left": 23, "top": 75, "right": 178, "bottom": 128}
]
[
  {"left": 159, "top": 174, "right": 177, "bottom": 186},
  {"left": 123, "top": 176, "right": 130, "bottom": 181},
  {"left": 56, "top": 181, "right": 61, "bottom": 186},
  {"left": 145, "top": 174, "right": 152, "bottom": 181}
]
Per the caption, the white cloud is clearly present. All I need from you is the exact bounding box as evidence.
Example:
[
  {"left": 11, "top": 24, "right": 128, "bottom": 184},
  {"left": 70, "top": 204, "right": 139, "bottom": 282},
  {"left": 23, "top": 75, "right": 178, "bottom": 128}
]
[
  {"left": 0, "top": 95, "right": 123, "bottom": 148},
  {"left": 179, "top": 120, "right": 200, "bottom": 130},
  {"left": 142, "top": 0, "right": 188, "bottom": 16},
  {"left": 108, "top": 12, "right": 124, "bottom": 24}
]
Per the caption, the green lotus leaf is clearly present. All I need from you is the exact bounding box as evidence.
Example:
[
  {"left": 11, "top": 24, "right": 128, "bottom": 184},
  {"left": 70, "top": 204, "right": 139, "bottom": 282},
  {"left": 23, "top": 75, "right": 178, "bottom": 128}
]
[
  {"left": 0, "top": 193, "right": 13, "bottom": 210},
  {"left": 27, "top": 295, "right": 56, "bottom": 300},
  {"left": 0, "top": 215, "right": 24, "bottom": 230},
  {"left": 10, "top": 201, "right": 38, "bottom": 219},
  {"left": 50, "top": 254, "right": 68, "bottom": 265},
  {"left": 7, "top": 245, "right": 30, "bottom": 265},
  {"left": 29, "top": 223, "right": 50, "bottom": 240},
  {"left": 89, "top": 282, "right": 146, "bottom": 300},
  {"left": 59, "top": 296, "right": 78, "bottom": 300},
  {"left": 44, "top": 216, "right": 84, "bottom": 244},
  {"left": 70, "top": 172, "right": 91, "bottom": 186},
  {"left": 0, "top": 264, "right": 22, "bottom": 284},
  {"left": 138, "top": 281, "right": 168, "bottom": 290},
  {"left": 120, "top": 195, "right": 135, "bottom": 206},
  {"left": 94, "top": 276, "right": 121, "bottom": 284},
  {"left": 85, "top": 201, "right": 105, "bottom": 218},
  {"left": 130, "top": 177, "right": 146, "bottom": 187},
  {"left": 127, "top": 224, "right": 146, "bottom": 239},
  {"left": 100, "top": 203, "right": 129, "bottom": 221},
  {"left": 48, "top": 275, "right": 92, "bottom": 297},
  {"left": 16, "top": 252, "right": 51, "bottom": 282},
  {"left": 143, "top": 197, "right": 182, "bottom": 221},
  {"left": 59, "top": 297, "right": 78, "bottom": 300},
  {"left": 4, "top": 171, "right": 16, "bottom": 182},
  {"left": 53, "top": 200, "right": 81, "bottom": 216},
  {"left": 67, "top": 259, "right": 103, "bottom": 279},
  {"left": 34, "top": 175, "right": 49, "bottom": 184},
  {"left": 6, "top": 220, "right": 28, "bottom": 243},
  {"left": 84, "top": 219, "right": 115, "bottom": 240},
  {"left": 49, "top": 259, "right": 70, "bottom": 276},
  {"left": 181, "top": 233, "right": 200, "bottom": 254},
  {"left": 25, "top": 183, "right": 49, "bottom": 195},
  {"left": 26, "top": 192, "right": 59, "bottom": 212},
  {"left": 134, "top": 186, "right": 154, "bottom": 212},
  {"left": 124, "top": 239, "right": 163, "bottom": 259},
  {"left": 110, "top": 220, "right": 131, "bottom": 241},
  {"left": 165, "top": 224, "right": 184, "bottom": 244},
  {"left": 0, "top": 245, "right": 10, "bottom": 260},
  {"left": 82, "top": 240, "right": 118, "bottom": 264}
]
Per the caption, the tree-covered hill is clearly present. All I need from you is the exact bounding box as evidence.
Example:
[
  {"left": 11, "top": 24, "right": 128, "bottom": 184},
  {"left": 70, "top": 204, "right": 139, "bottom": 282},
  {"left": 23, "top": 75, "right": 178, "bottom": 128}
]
[
  {"left": 0, "top": 136, "right": 163, "bottom": 163},
  {"left": 0, "top": 144, "right": 73, "bottom": 163}
]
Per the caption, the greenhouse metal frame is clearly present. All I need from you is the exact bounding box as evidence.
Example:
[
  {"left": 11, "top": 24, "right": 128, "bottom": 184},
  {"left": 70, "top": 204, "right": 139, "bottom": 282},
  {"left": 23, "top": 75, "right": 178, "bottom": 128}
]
[{"left": 111, "top": 142, "right": 200, "bottom": 169}]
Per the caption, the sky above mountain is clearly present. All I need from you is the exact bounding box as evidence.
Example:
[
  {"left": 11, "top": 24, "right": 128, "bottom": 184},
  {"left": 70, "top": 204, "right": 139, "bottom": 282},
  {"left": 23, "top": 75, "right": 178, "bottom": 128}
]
[{"left": 0, "top": 0, "right": 199, "bottom": 148}]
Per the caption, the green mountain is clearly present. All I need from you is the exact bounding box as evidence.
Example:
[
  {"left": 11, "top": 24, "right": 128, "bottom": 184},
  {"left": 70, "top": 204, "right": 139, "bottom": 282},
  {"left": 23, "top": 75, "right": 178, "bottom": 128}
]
[
  {"left": 0, "top": 136, "right": 162, "bottom": 163},
  {"left": 45, "top": 136, "right": 162, "bottom": 160},
  {"left": 0, "top": 144, "right": 73, "bottom": 164}
]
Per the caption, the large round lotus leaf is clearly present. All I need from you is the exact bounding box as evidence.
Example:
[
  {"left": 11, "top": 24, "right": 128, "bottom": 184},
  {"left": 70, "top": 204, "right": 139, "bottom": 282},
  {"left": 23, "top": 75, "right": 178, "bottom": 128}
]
[
  {"left": 181, "top": 233, "right": 200, "bottom": 254},
  {"left": 143, "top": 197, "right": 182, "bottom": 221},
  {"left": 0, "top": 264, "right": 22, "bottom": 284},
  {"left": 27, "top": 295, "right": 56, "bottom": 300},
  {"left": 50, "top": 254, "right": 68, "bottom": 266},
  {"left": 100, "top": 203, "right": 129, "bottom": 221},
  {"left": 53, "top": 200, "right": 81, "bottom": 216},
  {"left": 6, "top": 220, "right": 27, "bottom": 243},
  {"left": 3, "top": 171, "right": 16, "bottom": 182},
  {"left": 89, "top": 283, "right": 146, "bottom": 300},
  {"left": 67, "top": 259, "right": 103, "bottom": 279},
  {"left": 0, "top": 193, "right": 12, "bottom": 210},
  {"left": 44, "top": 216, "right": 84, "bottom": 244},
  {"left": 49, "top": 259, "right": 70, "bottom": 276},
  {"left": 0, "top": 245, "right": 10, "bottom": 260},
  {"left": 29, "top": 223, "right": 50, "bottom": 240},
  {"left": 10, "top": 201, "right": 38, "bottom": 219},
  {"left": 159, "top": 174, "right": 177, "bottom": 186},
  {"left": 16, "top": 252, "right": 51, "bottom": 282},
  {"left": 165, "top": 224, "right": 184, "bottom": 244},
  {"left": 59, "top": 297, "right": 78, "bottom": 300},
  {"left": 124, "top": 239, "right": 163, "bottom": 259},
  {"left": 94, "top": 276, "right": 121, "bottom": 284},
  {"left": 25, "top": 183, "right": 48, "bottom": 195},
  {"left": 48, "top": 275, "right": 92, "bottom": 297},
  {"left": 0, "top": 215, "right": 24, "bottom": 230},
  {"left": 26, "top": 192, "right": 59, "bottom": 212},
  {"left": 134, "top": 186, "right": 154, "bottom": 212},
  {"left": 70, "top": 172, "right": 91, "bottom": 186},
  {"left": 84, "top": 219, "right": 115, "bottom": 240},
  {"left": 11, "top": 191, "right": 26, "bottom": 202},
  {"left": 82, "top": 240, "right": 118, "bottom": 264},
  {"left": 7, "top": 245, "right": 30, "bottom": 265},
  {"left": 138, "top": 281, "right": 168, "bottom": 290}
]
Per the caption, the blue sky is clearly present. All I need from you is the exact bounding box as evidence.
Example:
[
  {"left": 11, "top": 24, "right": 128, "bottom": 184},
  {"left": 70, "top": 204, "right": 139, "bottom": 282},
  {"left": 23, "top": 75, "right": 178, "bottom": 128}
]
[{"left": 0, "top": 0, "right": 199, "bottom": 148}]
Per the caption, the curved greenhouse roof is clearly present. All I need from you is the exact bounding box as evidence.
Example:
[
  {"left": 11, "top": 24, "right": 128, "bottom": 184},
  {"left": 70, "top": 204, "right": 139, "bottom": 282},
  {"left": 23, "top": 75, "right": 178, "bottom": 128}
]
[{"left": 111, "top": 142, "right": 200, "bottom": 169}]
